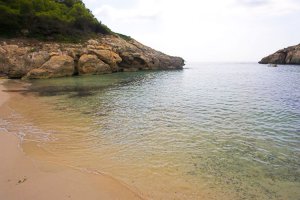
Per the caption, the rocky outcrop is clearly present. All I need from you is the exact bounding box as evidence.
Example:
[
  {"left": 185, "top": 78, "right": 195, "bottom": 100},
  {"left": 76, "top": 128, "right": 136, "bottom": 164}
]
[
  {"left": 78, "top": 54, "right": 111, "bottom": 75},
  {"left": 259, "top": 44, "right": 300, "bottom": 65},
  {"left": 26, "top": 55, "right": 74, "bottom": 79},
  {"left": 0, "top": 35, "right": 184, "bottom": 79}
]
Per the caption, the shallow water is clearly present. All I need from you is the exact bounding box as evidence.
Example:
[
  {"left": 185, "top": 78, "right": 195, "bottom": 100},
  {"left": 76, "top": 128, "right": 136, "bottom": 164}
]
[{"left": 2, "top": 63, "right": 300, "bottom": 199}]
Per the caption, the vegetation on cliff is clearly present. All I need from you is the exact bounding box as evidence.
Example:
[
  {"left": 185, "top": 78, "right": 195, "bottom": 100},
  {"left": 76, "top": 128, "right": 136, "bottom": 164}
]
[{"left": 0, "top": 0, "right": 112, "bottom": 41}]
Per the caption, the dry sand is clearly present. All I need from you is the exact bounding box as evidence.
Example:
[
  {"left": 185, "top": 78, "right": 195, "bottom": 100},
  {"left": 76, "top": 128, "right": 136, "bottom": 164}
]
[{"left": 0, "top": 80, "right": 143, "bottom": 200}]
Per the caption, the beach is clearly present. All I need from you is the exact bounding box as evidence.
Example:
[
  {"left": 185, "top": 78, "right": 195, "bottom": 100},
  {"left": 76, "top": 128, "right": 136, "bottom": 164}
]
[
  {"left": 0, "top": 80, "right": 143, "bottom": 200},
  {"left": 0, "top": 64, "right": 299, "bottom": 200}
]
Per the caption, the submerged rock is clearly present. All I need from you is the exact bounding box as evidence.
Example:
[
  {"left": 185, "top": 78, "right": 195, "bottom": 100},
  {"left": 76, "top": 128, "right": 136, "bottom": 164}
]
[
  {"left": 259, "top": 44, "right": 300, "bottom": 65},
  {"left": 0, "top": 35, "right": 185, "bottom": 79}
]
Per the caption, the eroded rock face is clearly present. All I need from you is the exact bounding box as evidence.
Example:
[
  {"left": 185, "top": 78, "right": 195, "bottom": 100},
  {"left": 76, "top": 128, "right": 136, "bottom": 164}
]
[
  {"left": 27, "top": 51, "right": 51, "bottom": 68},
  {"left": 26, "top": 55, "right": 74, "bottom": 79},
  {"left": 0, "top": 35, "right": 185, "bottom": 79},
  {"left": 259, "top": 44, "right": 300, "bottom": 65},
  {"left": 286, "top": 50, "right": 300, "bottom": 64},
  {"left": 88, "top": 49, "right": 122, "bottom": 72},
  {"left": 0, "top": 45, "right": 30, "bottom": 78},
  {"left": 78, "top": 54, "right": 111, "bottom": 75},
  {"left": 99, "top": 36, "right": 185, "bottom": 71}
]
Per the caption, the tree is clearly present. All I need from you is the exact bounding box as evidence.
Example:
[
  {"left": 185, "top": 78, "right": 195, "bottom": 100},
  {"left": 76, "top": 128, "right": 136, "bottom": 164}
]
[{"left": 0, "top": 0, "right": 112, "bottom": 40}]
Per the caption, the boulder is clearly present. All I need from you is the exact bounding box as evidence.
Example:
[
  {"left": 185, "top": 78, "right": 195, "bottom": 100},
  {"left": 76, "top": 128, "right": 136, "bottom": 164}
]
[
  {"left": 26, "top": 55, "right": 74, "bottom": 79},
  {"left": 78, "top": 54, "right": 111, "bottom": 75},
  {"left": 89, "top": 49, "right": 122, "bottom": 72},
  {"left": 0, "top": 45, "right": 31, "bottom": 78},
  {"left": 26, "top": 51, "right": 50, "bottom": 68}
]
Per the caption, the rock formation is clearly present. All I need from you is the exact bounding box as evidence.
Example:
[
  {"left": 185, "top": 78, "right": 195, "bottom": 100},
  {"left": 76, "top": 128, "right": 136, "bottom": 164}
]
[
  {"left": 26, "top": 55, "right": 75, "bottom": 79},
  {"left": 78, "top": 54, "right": 111, "bottom": 75},
  {"left": 259, "top": 44, "right": 300, "bottom": 65},
  {"left": 0, "top": 35, "right": 184, "bottom": 79}
]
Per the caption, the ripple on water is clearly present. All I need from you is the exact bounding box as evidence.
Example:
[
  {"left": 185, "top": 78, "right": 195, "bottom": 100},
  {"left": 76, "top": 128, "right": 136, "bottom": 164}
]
[{"left": 2, "top": 63, "right": 300, "bottom": 200}]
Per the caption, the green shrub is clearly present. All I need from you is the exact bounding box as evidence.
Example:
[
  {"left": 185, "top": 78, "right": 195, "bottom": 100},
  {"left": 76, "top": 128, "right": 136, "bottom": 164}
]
[
  {"left": 116, "top": 33, "right": 132, "bottom": 41},
  {"left": 0, "top": 0, "right": 112, "bottom": 40}
]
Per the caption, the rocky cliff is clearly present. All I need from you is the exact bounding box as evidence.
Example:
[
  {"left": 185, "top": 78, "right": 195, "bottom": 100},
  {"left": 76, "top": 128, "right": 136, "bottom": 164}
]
[
  {"left": 259, "top": 44, "right": 300, "bottom": 65},
  {"left": 0, "top": 35, "right": 184, "bottom": 79}
]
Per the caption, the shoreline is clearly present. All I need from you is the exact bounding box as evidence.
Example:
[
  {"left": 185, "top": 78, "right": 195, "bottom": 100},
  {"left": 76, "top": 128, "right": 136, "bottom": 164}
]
[{"left": 0, "top": 80, "right": 143, "bottom": 200}]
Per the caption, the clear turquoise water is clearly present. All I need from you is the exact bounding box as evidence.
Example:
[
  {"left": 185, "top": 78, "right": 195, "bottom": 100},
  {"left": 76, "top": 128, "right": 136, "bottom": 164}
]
[{"left": 4, "top": 63, "right": 300, "bottom": 199}]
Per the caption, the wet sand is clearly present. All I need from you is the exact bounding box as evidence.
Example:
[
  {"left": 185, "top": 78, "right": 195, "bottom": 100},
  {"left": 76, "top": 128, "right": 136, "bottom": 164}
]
[{"left": 0, "top": 80, "right": 143, "bottom": 200}]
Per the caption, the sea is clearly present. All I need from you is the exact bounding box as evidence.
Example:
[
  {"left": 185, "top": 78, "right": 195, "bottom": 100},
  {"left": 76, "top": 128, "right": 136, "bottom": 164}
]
[{"left": 1, "top": 63, "right": 300, "bottom": 199}]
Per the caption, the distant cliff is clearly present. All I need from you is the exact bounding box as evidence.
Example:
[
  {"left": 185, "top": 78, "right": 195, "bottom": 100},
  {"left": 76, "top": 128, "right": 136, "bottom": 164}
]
[
  {"left": 0, "top": 36, "right": 184, "bottom": 79},
  {"left": 259, "top": 44, "right": 300, "bottom": 65}
]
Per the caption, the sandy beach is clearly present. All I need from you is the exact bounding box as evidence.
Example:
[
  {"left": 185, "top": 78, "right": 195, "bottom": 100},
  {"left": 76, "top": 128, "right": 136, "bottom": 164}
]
[{"left": 0, "top": 80, "right": 143, "bottom": 200}]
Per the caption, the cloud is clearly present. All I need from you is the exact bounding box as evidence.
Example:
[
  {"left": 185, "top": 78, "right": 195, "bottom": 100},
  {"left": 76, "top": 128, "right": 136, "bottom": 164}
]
[
  {"left": 235, "top": 0, "right": 300, "bottom": 15},
  {"left": 93, "top": 4, "right": 160, "bottom": 23},
  {"left": 238, "top": 0, "right": 270, "bottom": 7},
  {"left": 82, "top": 0, "right": 300, "bottom": 62},
  {"left": 83, "top": 0, "right": 163, "bottom": 38},
  {"left": 83, "top": 0, "right": 162, "bottom": 24},
  {"left": 83, "top": 0, "right": 137, "bottom": 9}
]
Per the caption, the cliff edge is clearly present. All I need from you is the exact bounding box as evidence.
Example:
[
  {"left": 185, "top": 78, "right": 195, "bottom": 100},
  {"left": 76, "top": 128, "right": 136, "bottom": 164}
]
[
  {"left": 259, "top": 44, "right": 300, "bottom": 65},
  {"left": 0, "top": 36, "right": 184, "bottom": 79}
]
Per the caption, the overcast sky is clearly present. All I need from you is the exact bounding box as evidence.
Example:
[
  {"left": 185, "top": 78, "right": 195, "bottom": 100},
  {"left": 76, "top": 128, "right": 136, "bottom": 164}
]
[{"left": 83, "top": 0, "right": 300, "bottom": 62}]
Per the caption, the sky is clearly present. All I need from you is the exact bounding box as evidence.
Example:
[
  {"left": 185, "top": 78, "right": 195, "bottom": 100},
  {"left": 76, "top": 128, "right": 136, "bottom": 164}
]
[{"left": 83, "top": 0, "right": 300, "bottom": 62}]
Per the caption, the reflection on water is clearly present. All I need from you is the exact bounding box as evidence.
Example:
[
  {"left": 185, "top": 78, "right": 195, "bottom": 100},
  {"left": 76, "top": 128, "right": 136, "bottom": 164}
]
[{"left": 1, "top": 63, "right": 300, "bottom": 199}]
